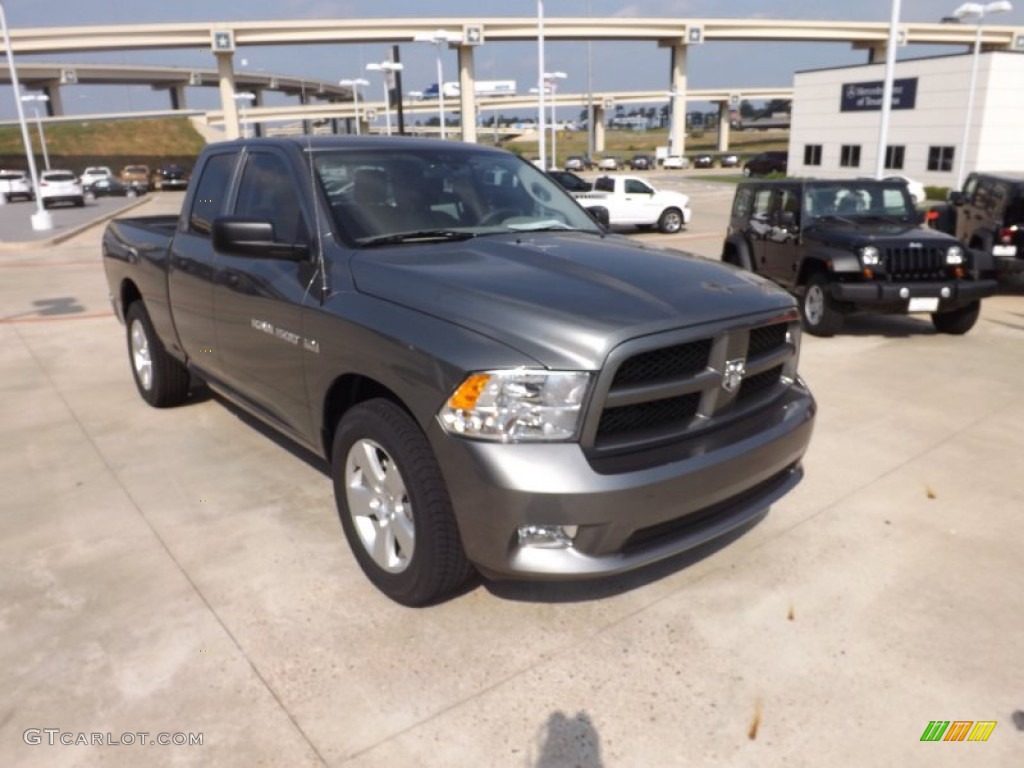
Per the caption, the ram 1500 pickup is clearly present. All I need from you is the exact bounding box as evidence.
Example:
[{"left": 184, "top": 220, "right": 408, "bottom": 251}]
[
  {"left": 103, "top": 136, "right": 815, "bottom": 605},
  {"left": 573, "top": 174, "right": 692, "bottom": 233}
]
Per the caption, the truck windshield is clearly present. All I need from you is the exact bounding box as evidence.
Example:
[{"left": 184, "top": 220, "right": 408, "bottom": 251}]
[
  {"left": 311, "top": 147, "right": 602, "bottom": 244},
  {"left": 803, "top": 182, "right": 915, "bottom": 222}
]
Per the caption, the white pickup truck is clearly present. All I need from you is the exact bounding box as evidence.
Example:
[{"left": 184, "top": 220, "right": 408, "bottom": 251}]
[{"left": 573, "top": 174, "right": 692, "bottom": 233}]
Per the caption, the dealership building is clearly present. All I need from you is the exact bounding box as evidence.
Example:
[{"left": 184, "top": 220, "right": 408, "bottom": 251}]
[{"left": 787, "top": 51, "right": 1024, "bottom": 189}]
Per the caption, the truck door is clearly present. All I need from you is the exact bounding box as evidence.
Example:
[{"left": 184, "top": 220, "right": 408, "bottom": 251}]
[
  {"left": 212, "top": 149, "right": 317, "bottom": 443},
  {"left": 166, "top": 150, "right": 239, "bottom": 379},
  {"left": 619, "top": 178, "right": 657, "bottom": 225},
  {"left": 761, "top": 187, "right": 801, "bottom": 284},
  {"left": 746, "top": 186, "right": 775, "bottom": 272}
]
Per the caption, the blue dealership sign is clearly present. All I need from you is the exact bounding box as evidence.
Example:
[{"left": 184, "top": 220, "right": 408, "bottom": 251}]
[{"left": 840, "top": 78, "right": 917, "bottom": 111}]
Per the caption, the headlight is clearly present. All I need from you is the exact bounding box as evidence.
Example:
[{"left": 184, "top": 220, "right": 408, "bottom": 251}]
[
  {"left": 439, "top": 370, "right": 591, "bottom": 442},
  {"left": 858, "top": 245, "right": 881, "bottom": 266},
  {"left": 946, "top": 245, "right": 965, "bottom": 265}
]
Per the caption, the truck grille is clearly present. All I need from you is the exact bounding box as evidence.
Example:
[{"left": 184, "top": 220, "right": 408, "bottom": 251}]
[
  {"left": 587, "top": 315, "right": 799, "bottom": 456},
  {"left": 883, "top": 246, "right": 946, "bottom": 281}
]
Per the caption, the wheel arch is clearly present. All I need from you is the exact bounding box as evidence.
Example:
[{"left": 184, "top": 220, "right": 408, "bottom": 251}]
[
  {"left": 321, "top": 374, "right": 410, "bottom": 462},
  {"left": 120, "top": 278, "right": 143, "bottom": 320}
]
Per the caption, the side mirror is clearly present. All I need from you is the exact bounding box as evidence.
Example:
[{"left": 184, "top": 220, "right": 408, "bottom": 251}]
[
  {"left": 212, "top": 217, "right": 307, "bottom": 260},
  {"left": 585, "top": 205, "right": 610, "bottom": 228},
  {"left": 948, "top": 190, "right": 965, "bottom": 206}
]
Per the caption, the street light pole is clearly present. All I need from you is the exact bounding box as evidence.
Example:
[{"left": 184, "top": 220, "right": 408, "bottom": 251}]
[
  {"left": 366, "top": 61, "right": 403, "bottom": 136},
  {"left": 873, "top": 0, "right": 901, "bottom": 180},
  {"left": 537, "top": 0, "right": 546, "bottom": 170},
  {"left": 339, "top": 77, "right": 369, "bottom": 135},
  {"left": 544, "top": 72, "right": 567, "bottom": 169},
  {"left": 952, "top": 1, "right": 1012, "bottom": 188},
  {"left": 21, "top": 93, "right": 50, "bottom": 170},
  {"left": 0, "top": 0, "right": 52, "bottom": 230},
  {"left": 414, "top": 30, "right": 461, "bottom": 141}
]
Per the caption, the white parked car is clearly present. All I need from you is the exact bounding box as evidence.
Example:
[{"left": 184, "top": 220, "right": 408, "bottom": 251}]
[
  {"left": 662, "top": 155, "right": 691, "bottom": 170},
  {"left": 597, "top": 156, "right": 621, "bottom": 171},
  {"left": 39, "top": 170, "right": 85, "bottom": 208},
  {"left": 884, "top": 174, "right": 927, "bottom": 205},
  {"left": 80, "top": 166, "right": 114, "bottom": 188},
  {"left": 0, "top": 170, "right": 34, "bottom": 202},
  {"left": 573, "top": 174, "right": 692, "bottom": 233}
]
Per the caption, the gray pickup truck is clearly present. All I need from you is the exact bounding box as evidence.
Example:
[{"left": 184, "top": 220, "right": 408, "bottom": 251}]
[{"left": 102, "top": 136, "right": 816, "bottom": 605}]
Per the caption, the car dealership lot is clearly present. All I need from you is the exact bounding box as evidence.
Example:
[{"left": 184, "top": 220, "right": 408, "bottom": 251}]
[{"left": 1, "top": 189, "right": 1021, "bottom": 766}]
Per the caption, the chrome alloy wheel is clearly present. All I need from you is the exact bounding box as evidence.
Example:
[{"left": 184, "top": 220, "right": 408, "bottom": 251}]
[
  {"left": 129, "top": 318, "right": 153, "bottom": 391},
  {"left": 804, "top": 284, "right": 825, "bottom": 327},
  {"left": 345, "top": 439, "right": 415, "bottom": 573}
]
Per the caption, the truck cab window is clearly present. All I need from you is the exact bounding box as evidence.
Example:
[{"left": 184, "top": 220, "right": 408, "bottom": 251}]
[
  {"left": 188, "top": 153, "right": 237, "bottom": 236},
  {"left": 235, "top": 152, "right": 307, "bottom": 244}
]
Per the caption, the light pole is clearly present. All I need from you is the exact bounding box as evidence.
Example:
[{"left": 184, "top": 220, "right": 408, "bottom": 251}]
[
  {"left": 366, "top": 61, "right": 404, "bottom": 136},
  {"left": 952, "top": 1, "right": 1012, "bottom": 188},
  {"left": 413, "top": 29, "right": 461, "bottom": 140},
  {"left": 536, "top": 0, "right": 547, "bottom": 169},
  {"left": 1, "top": 1, "right": 52, "bottom": 230},
  {"left": 873, "top": 0, "right": 901, "bottom": 180},
  {"left": 233, "top": 91, "right": 255, "bottom": 138},
  {"left": 545, "top": 71, "right": 567, "bottom": 169},
  {"left": 20, "top": 93, "right": 50, "bottom": 170},
  {"left": 339, "top": 77, "right": 369, "bottom": 135}
]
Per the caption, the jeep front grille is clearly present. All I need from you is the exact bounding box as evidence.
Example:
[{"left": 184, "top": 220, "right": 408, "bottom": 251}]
[
  {"left": 883, "top": 247, "right": 946, "bottom": 281},
  {"left": 586, "top": 314, "right": 800, "bottom": 456}
]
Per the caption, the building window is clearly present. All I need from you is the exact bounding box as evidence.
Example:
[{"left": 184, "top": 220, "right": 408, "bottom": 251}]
[
  {"left": 928, "top": 146, "right": 955, "bottom": 172},
  {"left": 803, "top": 144, "right": 823, "bottom": 166},
  {"left": 840, "top": 145, "right": 861, "bottom": 168},
  {"left": 884, "top": 145, "right": 905, "bottom": 170}
]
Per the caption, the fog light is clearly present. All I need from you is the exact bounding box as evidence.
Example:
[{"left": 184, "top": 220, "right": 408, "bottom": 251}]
[
  {"left": 940, "top": 286, "right": 951, "bottom": 298},
  {"left": 899, "top": 287, "right": 910, "bottom": 299},
  {"left": 518, "top": 524, "right": 578, "bottom": 549}
]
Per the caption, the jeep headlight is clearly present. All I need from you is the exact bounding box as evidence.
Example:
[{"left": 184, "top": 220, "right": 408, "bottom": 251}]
[
  {"left": 439, "top": 370, "right": 591, "bottom": 441},
  {"left": 945, "top": 245, "right": 965, "bottom": 265},
  {"left": 859, "top": 245, "right": 881, "bottom": 266}
]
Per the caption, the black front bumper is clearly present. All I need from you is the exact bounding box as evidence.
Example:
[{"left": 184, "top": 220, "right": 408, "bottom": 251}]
[{"left": 831, "top": 279, "right": 997, "bottom": 308}]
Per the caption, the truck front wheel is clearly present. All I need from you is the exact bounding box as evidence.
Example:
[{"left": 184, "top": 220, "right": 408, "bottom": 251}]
[
  {"left": 932, "top": 301, "right": 980, "bottom": 335},
  {"left": 332, "top": 399, "right": 474, "bottom": 606},
  {"left": 658, "top": 208, "right": 685, "bottom": 234},
  {"left": 125, "top": 301, "right": 191, "bottom": 407},
  {"left": 800, "top": 275, "right": 843, "bottom": 337}
]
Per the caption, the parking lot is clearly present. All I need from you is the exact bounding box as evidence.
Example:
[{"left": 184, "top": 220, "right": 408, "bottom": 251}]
[{"left": 2, "top": 185, "right": 1022, "bottom": 766}]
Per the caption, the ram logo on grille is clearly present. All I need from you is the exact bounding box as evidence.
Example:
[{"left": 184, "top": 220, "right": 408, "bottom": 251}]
[{"left": 722, "top": 358, "right": 747, "bottom": 393}]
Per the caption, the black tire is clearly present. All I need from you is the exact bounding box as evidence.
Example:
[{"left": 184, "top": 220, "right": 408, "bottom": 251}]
[
  {"left": 800, "top": 274, "right": 843, "bottom": 337},
  {"left": 125, "top": 301, "right": 191, "bottom": 407},
  {"left": 932, "top": 301, "right": 980, "bottom": 335},
  {"left": 658, "top": 207, "right": 685, "bottom": 234},
  {"left": 332, "top": 399, "right": 473, "bottom": 606}
]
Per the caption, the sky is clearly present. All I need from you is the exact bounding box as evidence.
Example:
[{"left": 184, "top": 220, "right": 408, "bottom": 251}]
[{"left": 2, "top": 0, "right": 1024, "bottom": 120}]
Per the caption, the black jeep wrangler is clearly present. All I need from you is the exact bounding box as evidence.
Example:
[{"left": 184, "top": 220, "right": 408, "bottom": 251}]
[
  {"left": 927, "top": 171, "right": 1024, "bottom": 282},
  {"left": 722, "top": 179, "right": 997, "bottom": 336}
]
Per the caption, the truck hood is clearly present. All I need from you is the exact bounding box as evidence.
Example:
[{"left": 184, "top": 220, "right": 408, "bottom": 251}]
[
  {"left": 350, "top": 232, "right": 794, "bottom": 370},
  {"left": 805, "top": 221, "right": 958, "bottom": 250}
]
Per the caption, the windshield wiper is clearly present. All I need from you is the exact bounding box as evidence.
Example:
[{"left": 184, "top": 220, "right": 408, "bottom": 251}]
[
  {"left": 813, "top": 214, "right": 858, "bottom": 225},
  {"left": 360, "top": 229, "right": 477, "bottom": 246},
  {"left": 860, "top": 214, "right": 911, "bottom": 225}
]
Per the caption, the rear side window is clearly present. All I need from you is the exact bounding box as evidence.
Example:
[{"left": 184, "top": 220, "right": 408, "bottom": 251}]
[
  {"left": 752, "top": 188, "right": 773, "bottom": 218},
  {"left": 188, "top": 153, "right": 237, "bottom": 236},
  {"left": 732, "top": 187, "right": 753, "bottom": 219},
  {"left": 594, "top": 177, "right": 614, "bottom": 193}
]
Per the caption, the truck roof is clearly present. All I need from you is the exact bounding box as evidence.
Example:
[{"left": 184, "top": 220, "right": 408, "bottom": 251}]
[{"left": 222, "top": 135, "right": 509, "bottom": 156}]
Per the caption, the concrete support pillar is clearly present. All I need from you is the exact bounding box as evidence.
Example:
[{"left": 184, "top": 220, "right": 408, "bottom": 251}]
[
  {"left": 251, "top": 89, "right": 263, "bottom": 137},
  {"left": 298, "top": 90, "right": 311, "bottom": 135},
  {"left": 593, "top": 105, "right": 606, "bottom": 152},
  {"left": 716, "top": 101, "right": 730, "bottom": 152},
  {"left": 866, "top": 43, "right": 887, "bottom": 64},
  {"left": 458, "top": 45, "right": 477, "bottom": 144},
  {"left": 169, "top": 84, "right": 187, "bottom": 111},
  {"left": 42, "top": 84, "right": 63, "bottom": 116},
  {"left": 215, "top": 52, "right": 240, "bottom": 140},
  {"left": 669, "top": 42, "right": 687, "bottom": 158}
]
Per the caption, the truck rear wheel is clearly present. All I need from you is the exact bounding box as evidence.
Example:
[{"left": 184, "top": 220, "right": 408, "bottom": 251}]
[
  {"left": 125, "top": 301, "right": 191, "bottom": 407},
  {"left": 800, "top": 274, "right": 843, "bottom": 337},
  {"left": 658, "top": 208, "right": 684, "bottom": 234},
  {"left": 932, "top": 301, "right": 980, "bottom": 335},
  {"left": 332, "top": 399, "right": 473, "bottom": 606}
]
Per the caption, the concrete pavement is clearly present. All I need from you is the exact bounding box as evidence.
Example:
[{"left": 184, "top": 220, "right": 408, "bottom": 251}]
[{"left": 1, "top": 185, "right": 1021, "bottom": 767}]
